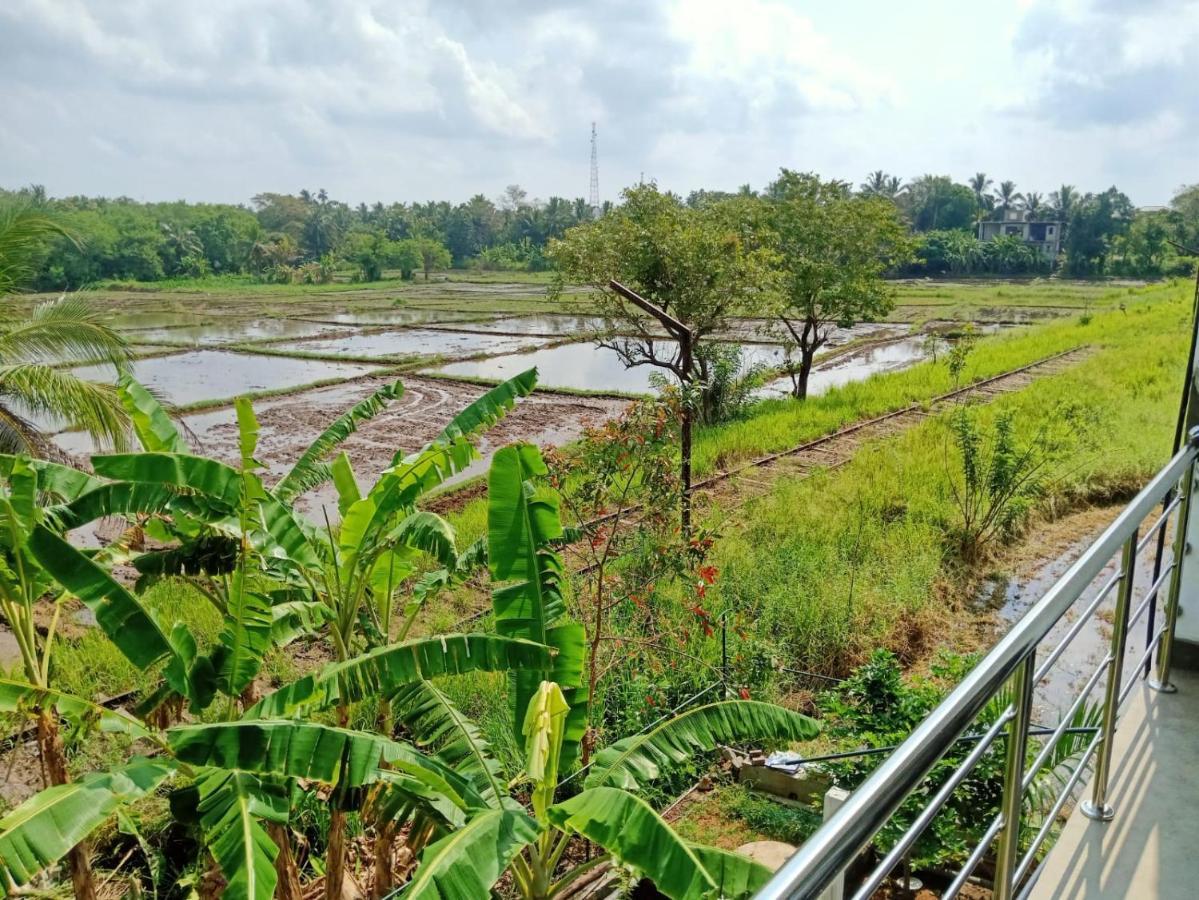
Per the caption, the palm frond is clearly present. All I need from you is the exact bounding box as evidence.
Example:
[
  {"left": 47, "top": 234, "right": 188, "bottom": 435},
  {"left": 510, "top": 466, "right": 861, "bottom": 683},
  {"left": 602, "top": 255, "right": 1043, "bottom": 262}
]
[
  {"left": 0, "top": 295, "right": 132, "bottom": 369},
  {"left": 0, "top": 364, "right": 130, "bottom": 451},
  {"left": 0, "top": 203, "right": 73, "bottom": 296}
]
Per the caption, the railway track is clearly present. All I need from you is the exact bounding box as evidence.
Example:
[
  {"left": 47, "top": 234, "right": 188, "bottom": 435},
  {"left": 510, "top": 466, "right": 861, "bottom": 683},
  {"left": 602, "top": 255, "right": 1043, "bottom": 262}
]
[{"left": 690, "top": 346, "right": 1088, "bottom": 511}]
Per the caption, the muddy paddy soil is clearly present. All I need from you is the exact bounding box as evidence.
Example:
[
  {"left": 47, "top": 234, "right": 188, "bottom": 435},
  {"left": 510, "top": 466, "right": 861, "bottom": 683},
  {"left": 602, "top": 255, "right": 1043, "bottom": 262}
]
[{"left": 172, "top": 374, "right": 625, "bottom": 521}]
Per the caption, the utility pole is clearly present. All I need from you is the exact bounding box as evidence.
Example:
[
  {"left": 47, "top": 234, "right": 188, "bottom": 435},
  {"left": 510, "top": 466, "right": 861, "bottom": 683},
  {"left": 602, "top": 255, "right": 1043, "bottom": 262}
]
[
  {"left": 589, "top": 122, "right": 600, "bottom": 217},
  {"left": 608, "top": 279, "right": 694, "bottom": 537}
]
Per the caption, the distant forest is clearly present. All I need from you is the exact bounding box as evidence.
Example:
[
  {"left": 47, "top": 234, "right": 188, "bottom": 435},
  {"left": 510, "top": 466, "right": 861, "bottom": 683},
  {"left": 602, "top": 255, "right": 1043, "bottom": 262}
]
[{"left": 3, "top": 173, "right": 1197, "bottom": 289}]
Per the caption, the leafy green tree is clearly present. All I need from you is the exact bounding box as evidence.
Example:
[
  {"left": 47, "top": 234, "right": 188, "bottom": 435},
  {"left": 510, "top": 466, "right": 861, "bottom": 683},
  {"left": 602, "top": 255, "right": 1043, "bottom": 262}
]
[
  {"left": 1168, "top": 183, "right": 1199, "bottom": 251},
  {"left": 1048, "top": 184, "right": 1078, "bottom": 224},
  {"left": 903, "top": 175, "right": 977, "bottom": 231},
  {"left": 410, "top": 235, "right": 452, "bottom": 280},
  {"left": 765, "top": 171, "right": 914, "bottom": 399},
  {"left": 1063, "top": 187, "right": 1135, "bottom": 275},
  {"left": 915, "top": 230, "right": 985, "bottom": 275}
]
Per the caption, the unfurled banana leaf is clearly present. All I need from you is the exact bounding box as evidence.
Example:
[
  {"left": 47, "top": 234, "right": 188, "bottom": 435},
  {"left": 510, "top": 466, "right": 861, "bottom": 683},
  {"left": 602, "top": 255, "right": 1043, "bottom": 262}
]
[
  {"left": 234, "top": 397, "right": 262, "bottom": 471},
  {"left": 244, "top": 634, "right": 555, "bottom": 720},
  {"left": 487, "top": 443, "right": 581, "bottom": 751},
  {"left": 547, "top": 786, "right": 714, "bottom": 900},
  {"left": 329, "top": 451, "right": 360, "bottom": 514},
  {"left": 688, "top": 843, "right": 774, "bottom": 899},
  {"left": 91, "top": 452, "right": 243, "bottom": 508},
  {"left": 177, "top": 768, "right": 288, "bottom": 900},
  {"left": 584, "top": 701, "right": 820, "bottom": 791},
  {"left": 118, "top": 374, "right": 189, "bottom": 454},
  {"left": 0, "top": 679, "right": 154, "bottom": 742},
  {"left": 547, "top": 623, "right": 588, "bottom": 770},
  {"left": 273, "top": 380, "right": 404, "bottom": 502},
  {"left": 0, "top": 758, "right": 174, "bottom": 894},
  {"left": 394, "top": 808, "right": 540, "bottom": 900},
  {"left": 390, "top": 681, "right": 505, "bottom": 806},
  {"left": 27, "top": 524, "right": 171, "bottom": 670}
]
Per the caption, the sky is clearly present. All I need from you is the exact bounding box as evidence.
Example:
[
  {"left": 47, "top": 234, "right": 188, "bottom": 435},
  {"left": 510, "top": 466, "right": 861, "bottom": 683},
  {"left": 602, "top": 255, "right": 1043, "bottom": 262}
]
[{"left": 1, "top": 0, "right": 1195, "bottom": 208}]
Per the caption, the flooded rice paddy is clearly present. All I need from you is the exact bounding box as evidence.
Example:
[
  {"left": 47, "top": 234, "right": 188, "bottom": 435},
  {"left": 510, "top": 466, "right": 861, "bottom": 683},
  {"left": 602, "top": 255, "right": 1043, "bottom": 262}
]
[
  {"left": 70, "top": 350, "right": 381, "bottom": 407},
  {"left": 268, "top": 328, "right": 550, "bottom": 360},
  {"left": 126, "top": 318, "right": 356, "bottom": 345},
  {"left": 299, "top": 309, "right": 499, "bottom": 326},
  {"left": 757, "top": 337, "right": 928, "bottom": 398}
]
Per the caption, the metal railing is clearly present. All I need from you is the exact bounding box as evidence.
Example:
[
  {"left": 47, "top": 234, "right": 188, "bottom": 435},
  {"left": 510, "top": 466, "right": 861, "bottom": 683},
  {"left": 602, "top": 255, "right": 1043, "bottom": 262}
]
[{"left": 757, "top": 432, "right": 1199, "bottom": 900}]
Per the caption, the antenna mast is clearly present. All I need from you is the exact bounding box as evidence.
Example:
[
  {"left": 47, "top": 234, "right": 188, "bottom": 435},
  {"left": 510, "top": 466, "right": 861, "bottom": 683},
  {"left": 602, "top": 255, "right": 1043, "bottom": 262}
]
[{"left": 589, "top": 122, "right": 600, "bottom": 216}]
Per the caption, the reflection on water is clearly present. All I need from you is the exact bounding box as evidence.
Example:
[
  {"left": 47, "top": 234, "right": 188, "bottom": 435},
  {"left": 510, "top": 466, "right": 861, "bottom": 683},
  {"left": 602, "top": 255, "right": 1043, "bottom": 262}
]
[
  {"left": 426, "top": 341, "right": 788, "bottom": 393},
  {"left": 70, "top": 350, "right": 380, "bottom": 408},
  {"left": 101, "top": 311, "right": 206, "bottom": 330},
  {"left": 270, "top": 328, "right": 549, "bottom": 359},
  {"left": 301, "top": 309, "right": 494, "bottom": 326},
  {"left": 757, "top": 337, "right": 928, "bottom": 398},
  {"left": 129, "top": 318, "right": 355, "bottom": 345}
]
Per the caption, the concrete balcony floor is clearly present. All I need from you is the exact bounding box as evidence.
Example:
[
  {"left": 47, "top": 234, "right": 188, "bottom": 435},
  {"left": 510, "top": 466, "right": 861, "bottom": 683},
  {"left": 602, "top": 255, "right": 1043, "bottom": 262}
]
[{"left": 1030, "top": 668, "right": 1199, "bottom": 899}]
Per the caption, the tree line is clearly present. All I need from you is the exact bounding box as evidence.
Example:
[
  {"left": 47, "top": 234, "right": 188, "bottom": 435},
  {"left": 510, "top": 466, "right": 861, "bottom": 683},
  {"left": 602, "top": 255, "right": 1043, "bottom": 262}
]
[{"left": 4, "top": 171, "right": 1198, "bottom": 289}]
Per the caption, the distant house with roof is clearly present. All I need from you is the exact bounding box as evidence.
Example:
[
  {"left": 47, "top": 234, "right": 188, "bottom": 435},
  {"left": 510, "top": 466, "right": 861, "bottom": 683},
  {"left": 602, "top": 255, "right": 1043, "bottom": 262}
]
[{"left": 978, "top": 209, "right": 1062, "bottom": 262}]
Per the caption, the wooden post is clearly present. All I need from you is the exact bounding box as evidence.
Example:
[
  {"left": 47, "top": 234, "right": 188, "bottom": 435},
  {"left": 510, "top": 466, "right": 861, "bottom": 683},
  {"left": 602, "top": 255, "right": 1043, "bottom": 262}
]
[{"left": 608, "top": 279, "right": 694, "bottom": 537}]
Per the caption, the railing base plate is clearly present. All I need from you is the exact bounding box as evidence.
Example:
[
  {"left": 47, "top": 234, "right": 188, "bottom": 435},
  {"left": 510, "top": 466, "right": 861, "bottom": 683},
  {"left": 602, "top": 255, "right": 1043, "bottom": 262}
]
[
  {"left": 1081, "top": 801, "right": 1115, "bottom": 822},
  {"left": 1148, "top": 679, "right": 1178, "bottom": 694}
]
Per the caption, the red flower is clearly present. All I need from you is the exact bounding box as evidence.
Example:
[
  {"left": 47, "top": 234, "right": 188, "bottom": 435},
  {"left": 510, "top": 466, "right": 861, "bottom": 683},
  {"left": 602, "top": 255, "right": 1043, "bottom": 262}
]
[{"left": 739, "top": 688, "right": 751, "bottom": 700}]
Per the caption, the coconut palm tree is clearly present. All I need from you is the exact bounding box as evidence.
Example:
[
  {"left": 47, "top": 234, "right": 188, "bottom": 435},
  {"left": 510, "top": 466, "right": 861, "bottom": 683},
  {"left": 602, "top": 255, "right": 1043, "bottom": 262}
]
[
  {"left": 969, "top": 172, "right": 993, "bottom": 220},
  {"left": 1023, "top": 191, "right": 1045, "bottom": 220},
  {"left": 0, "top": 204, "right": 132, "bottom": 454},
  {"left": 993, "top": 181, "right": 1023, "bottom": 220},
  {"left": 860, "top": 170, "right": 904, "bottom": 201},
  {"left": 1049, "top": 184, "right": 1078, "bottom": 223}
]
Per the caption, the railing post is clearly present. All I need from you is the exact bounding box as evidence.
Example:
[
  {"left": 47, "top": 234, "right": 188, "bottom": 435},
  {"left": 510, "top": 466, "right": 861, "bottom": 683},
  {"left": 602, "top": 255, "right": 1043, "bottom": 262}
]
[
  {"left": 1151, "top": 461, "right": 1194, "bottom": 693},
  {"left": 1082, "top": 529, "right": 1137, "bottom": 821},
  {"left": 993, "top": 653, "right": 1035, "bottom": 900}
]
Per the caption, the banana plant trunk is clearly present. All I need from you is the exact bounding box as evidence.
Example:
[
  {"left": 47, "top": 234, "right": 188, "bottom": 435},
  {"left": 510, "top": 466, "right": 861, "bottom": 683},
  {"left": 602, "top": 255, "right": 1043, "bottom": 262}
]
[
  {"left": 325, "top": 705, "right": 351, "bottom": 900},
  {"left": 268, "top": 823, "right": 304, "bottom": 900},
  {"left": 37, "top": 711, "right": 98, "bottom": 900}
]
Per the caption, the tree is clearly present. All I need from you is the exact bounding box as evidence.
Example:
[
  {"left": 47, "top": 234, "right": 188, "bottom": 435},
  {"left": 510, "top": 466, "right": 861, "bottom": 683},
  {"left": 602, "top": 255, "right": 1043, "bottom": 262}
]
[
  {"left": 766, "top": 171, "right": 914, "bottom": 399},
  {"left": 1048, "top": 185, "right": 1079, "bottom": 224},
  {"left": 0, "top": 203, "right": 132, "bottom": 453},
  {"left": 969, "top": 172, "right": 993, "bottom": 220},
  {"left": 903, "top": 175, "right": 977, "bottom": 232},
  {"left": 1168, "top": 183, "right": 1199, "bottom": 251},
  {"left": 860, "top": 170, "right": 904, "bottom": 202},
  {"left": 993, "top": 180, "right": 1023, "bottom": 220},
  {"left": 548, "top": 184, "right": 775, "bottom": 530},
  {"left": 411, "top": 235, "right": 452, "bottom": 280},
  {"left": 1063, "top": 187, "right": 1134, "bottom": 275},
  {"left": 1023, "top": 191, "right": 1044, "bottom": 220}
]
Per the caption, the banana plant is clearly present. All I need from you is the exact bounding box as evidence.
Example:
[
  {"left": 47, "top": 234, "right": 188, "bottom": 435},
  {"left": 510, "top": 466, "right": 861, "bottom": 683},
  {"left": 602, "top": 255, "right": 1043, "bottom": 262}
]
[
  {"left": 0, "top": 453, "right": 169, "bottom": 900},
  {"left": 375, "top": 443, "right": 822, "bottom": 899}
]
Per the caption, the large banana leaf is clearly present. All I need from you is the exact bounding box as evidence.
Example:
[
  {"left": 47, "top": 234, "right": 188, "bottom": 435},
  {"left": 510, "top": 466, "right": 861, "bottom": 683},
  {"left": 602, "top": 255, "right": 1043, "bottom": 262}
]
[
  {"left": 390, "top": 681, "right": 505, "bottom": 806},
  {"left": 329, "top": 451, "right": 360, "bottom": 514},
  {"left": 272, "top": 380, "right": 404, "bottom": 502},
  {"left": 27, "top": 524, "right": 171, "bottom": 669},
  {"left": 118, "top": 374, "right": 189, "bottom": 453},
  {"left": 52, "top": 481, "right": 203, "bottom": 531},
  {"left": 0, "top": 455, "right": 102, "bottom": 503},
  {"left": 688, "top": 844, "right": 773, "bottom": 899},
  {"left": 584, "top": 701, "right": 820, "bottom": 791},
  {"left": 244, "top": 634, "right": 555, "bottom": 720},
  {"left": 0, "top": 679, "right": 154, "bottom": 742},
  {"left": 547, "top": 787, "right": 715, "bottom": 900},
  {"left": 394, "top": 808, "right": 540, "bottom": 900},
  {"left": 178, "top": 768, "right": 287, "bottom": 900},
  {"left": 0, "top": 758, "right": 173, "bottom": 894},
  {"left": 91, "top": 452, "right": 243, "bottom": 508},
  {"left": 234, "top": 397, "right": 262, "bottom": 471},
  {"left": 487, "top": 443, "right": 579, "bottom": 748}
]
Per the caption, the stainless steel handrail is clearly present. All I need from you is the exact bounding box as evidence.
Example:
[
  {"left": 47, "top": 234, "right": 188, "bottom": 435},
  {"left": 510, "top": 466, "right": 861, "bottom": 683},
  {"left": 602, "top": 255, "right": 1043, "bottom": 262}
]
[{"left": 757, "top": 436, "right": 1199, "bottom": 900}]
